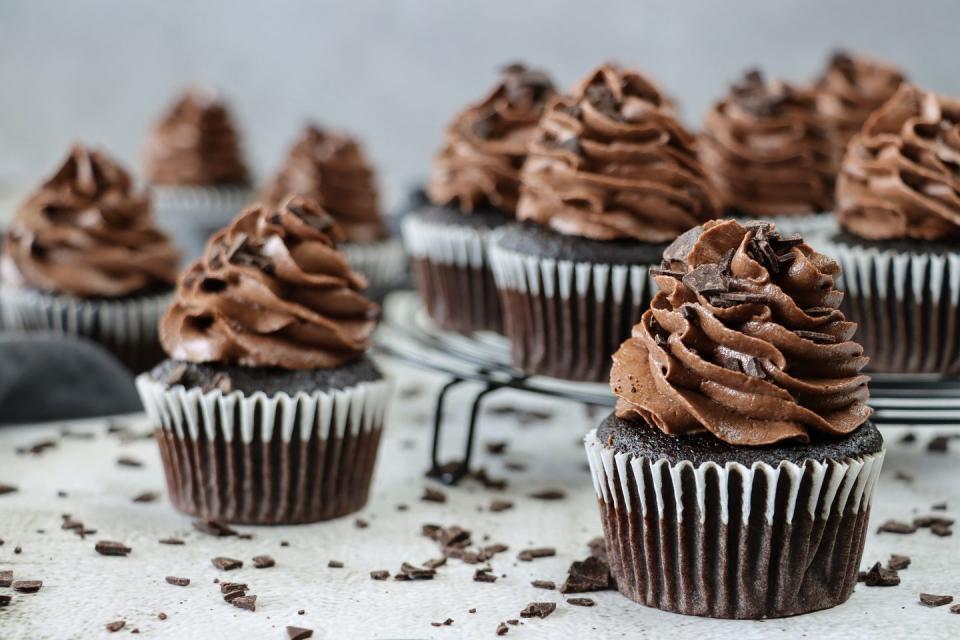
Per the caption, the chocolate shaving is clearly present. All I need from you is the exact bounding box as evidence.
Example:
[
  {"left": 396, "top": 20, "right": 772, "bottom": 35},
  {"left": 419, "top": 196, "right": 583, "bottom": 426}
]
[
  {"left": 397, "top": 562, "right": 436, "bottom": 580},
  {"left": 12, "top": 580, "right": 42, "bottom": 593},
  {"left": 0, "top": 571, "right": 11, "bottom": 587},
  {"left": 888, "top": 554, "right": 911, "bottom": 571},
  {"left": 862, "top": 562, "right": 900, "bottom": 586},
  {"left": 370, "top": 570, "right": 390, "bottom": 581},
  {"left": 95, "top": 541, "right": 131, "bottom": 557},
  {"left": 106, "top": 620, "right": 126, "bottom": 633},
  {"left": 919, "top": 593, "right": 953, "bottom": 607},
  {"left": 531, "top": 580, "right": 555, "bottom": 590},
  {"left": 253, "top": 555, "right": 275, "bottom": 569},
  {"left": 193, "top": 520, "right": 237, "bottom": 537},
  {"left": 327, "top": 560, "right": 344, "bottom": 569},
  {"left": 116, "top": 456, "right": 143, "bottom": 468},
  {"left": 496, "top": 622, "right": 509, "bottom": 636},
  {"left": 132, "top": 491, "right": 159, "bottom": 503},
  {"left": 421, "top": 487, "right": 447, "bottom": 503},
  {"left": 489, "top": 499, "right": 514, "bottom": 513},
  {"left": 561, "top": 555, "right": 613, "bottom": 593},
  {"left": 165, "top": 576, "right": 190, "bottom": 587},
  {"left": 211, "top": 557, "right": 243, "bottom": 571},
  {"left": 794, "top": 330, "right": 838, "bottom": 344},
  {"left": 158, "top": 537, "right": 185, "bottom": 545},
  {"left": 219, "top": 582, "right": 247, "bottom": 594},
  {"left": 232, "top": 595, "right": 257, "bottom": 612},
  {"left": 877, "top": 520, "right": 917, "bottom": 534},
  {"left": 474, "top": 568, "right": 497, "bottom": 583},
  {"left": 0, "top": 484, "right": 19, "bottom": 496},
  {"left": 520, "top": 602, "right": 557, "bottom": 619},
  {"left": 567, "top": 597, "right": 595, "bottom": 607},
  {"left": 529, "top": 489, "right": 565, "bottom": 501},
  {"left": 518, "top": 547, "right": 555, "bottom": 562},
  {"left": 287, "top": 627, "right": 314, "bottom": 640}
]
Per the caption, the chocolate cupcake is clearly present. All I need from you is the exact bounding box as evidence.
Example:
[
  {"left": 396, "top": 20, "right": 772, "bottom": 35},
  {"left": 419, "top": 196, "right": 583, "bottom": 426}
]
[
  {"left": 700, "top": 70, "right": 836, "bottom": 236},
  {"left": 136, "top": 197, "right": 391, "bottom": 524},
  {"left": 263, "top": 125, "right": 405, "bottom": 298},
  {"left": 489, "top": 64, "right": 718, "bottom": 382},
  {"left": 585, "top": 219, "right": 883, "bottom": 619},
  {"left": 815, "top": 51, "right": 905, "bottom": 165},
  {"left": 401, "top": 63, "right": 556, "bottom": 333},
  {"left": 824, "top": 84, "right": 960, "bottom": 374},
  {"left": 142, "top": 88, "right": 254, "bottom": 257},
  {"left": 1, "top": 145, "right": 180, "bottom": 372}
]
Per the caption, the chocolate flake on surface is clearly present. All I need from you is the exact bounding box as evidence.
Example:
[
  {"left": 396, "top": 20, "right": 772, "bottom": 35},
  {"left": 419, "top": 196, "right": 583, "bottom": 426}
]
[
  {"left": 16, "top": 440, "right": 57, "bottom": 456},
  {"left": 485, "top": 441, "right": 508, "bottom": 455},
  {"left": 951, "top": 604, "right": 960, "bottom": 614},
  {"left": 914, "top": 515, "right": 954, "bottom": 528},
  {"left": 253, "top": 555, "right": 276, "bottom": 569},
  {"left": 932, "top": 501, "right": 948, "bottom": 511},
  {"left": 287, "top": 627, "right": 314, "bottom": 640},
  {"left": 474, "top": 568, "right": 497, "bottom": 583},
  {"left": 211, "top": 557, "right": 243, "bottom": 571},
  {"left": 354, "top": 518, "right": 369, "bottom": 529},
  {"left": 518, "top": 547, "right": 555, "bottom": 562},
  {"left": 0, "top": 570, "right": 12, "bottom": 587},
  {"left": 877, "top": 520, "right": 917, "bottom": 534},
  {"left": 105, "top": 620, "right": 126, "bottom": 633},
  {"left": 561, "top": 555, "right": 613, "bottom": 593},
  {"left": 165, "top": 576, "right": 190, "bottom": 587},
  {"left": 489, "top": 500, "right": 514, "bottom": 513},
  {"left": 0, "top": 484, "right": 17, "bottom": 496},
  {"left": 931, "top": 523, "right": 953, "bottom": 537},
  {"left": 12, "top": 580, "right": 42, "bottom": 594},
  {"left": 193, "top": 520, "right": 238, "bottom": 537},
  {"left": 95, "top": 540, "right": 132, "bottom": 557},
  {"left": 370, "top": 570, "right": 390, "bottom": 581},
  {"left": 231, "top": 595, "right": 257, "bottom": 611},
  {"left": 397, "top": 562, "right": 436, "bottom": 580},
  {"left": 133, "top": 491, "right": 159, "bottom": 503},
  {"left": 520, "top": 602, "right": 557, "bottom": 619},
  {"left": 116, "top": 456, "right": 143, "bottom": 468},
  {"left": 567, "top": 597, "right": 596, "bottom": 607},
  {"left": 223, "top": 589, "right": 247, "bottom": 602},
  {"left": 327, "top": 560, "right": 344, "bottom": 569},
  {"left": 496, "top": 622, "right": 509, "bottom": 635},
  {"left": 528, "top": 489, "right": 565, "bottom": 500},
  {"left": 219, "top": 582, "right": 247, "bottom": 594},
  {"left": 421, "top": 487, "right": 447, "bottom": 503},
  {"left": 158, "top": 537, "right": 185, "bottom": 545},
  {"left": 862, "top": 562, "right": 900, "bottom": 586},
  {"left": 888, "top": 555, "right": 911, "bottom": 571},
  {"left": 0, "top": 595, "right": 11, "bottom": 607},
  {"left": 919, "top": 593, "right": 954, "bottom": 607},
  {"left": 531, "top": 580, "right": 555, "bottom": 590}
]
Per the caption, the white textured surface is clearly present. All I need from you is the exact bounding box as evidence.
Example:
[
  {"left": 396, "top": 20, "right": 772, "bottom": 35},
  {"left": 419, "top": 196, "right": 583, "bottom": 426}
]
[{"left": 0, "top": 360, "right": 958, "bottom": 639}]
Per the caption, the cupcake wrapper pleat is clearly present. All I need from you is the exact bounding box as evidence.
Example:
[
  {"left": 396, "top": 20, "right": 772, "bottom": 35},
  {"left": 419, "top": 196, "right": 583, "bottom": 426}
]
[
  {"left": 584, "top": 429, "right": 884, "bottom": 619},
  {"left": 343, "top": 237, "right": 409, "bottom": 295},
  {"left": 401, "top": 215, "right": 502, "bottom": 333},
  {"left": 136, "top": 374, "right": 392, "bottom": 525},
  {"left": 0, "top": 285, "right": 172, "bottom": 372},
  {"left": 735, "top": 212, "right": 837, "bottom": 239},
  {"left": 823, "top": 239, "right": 960, "bottom": 374},
  {"left": 488, "top": 245, "right": 655, "bottom": 382},
  {"left": 150, "top": 185, "right": 255, "bottom": 219}
]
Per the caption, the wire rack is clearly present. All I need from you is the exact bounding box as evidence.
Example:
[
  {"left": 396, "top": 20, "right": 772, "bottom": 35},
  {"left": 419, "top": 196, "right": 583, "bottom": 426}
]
[{"left": 374, "top": 292, "right": 960, "bottom": 485}]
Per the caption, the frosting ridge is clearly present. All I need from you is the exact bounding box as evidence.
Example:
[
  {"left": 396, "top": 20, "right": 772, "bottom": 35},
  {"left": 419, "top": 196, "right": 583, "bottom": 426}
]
[{"left": 611, "top": 219, "right": 871, "bottom": 446}]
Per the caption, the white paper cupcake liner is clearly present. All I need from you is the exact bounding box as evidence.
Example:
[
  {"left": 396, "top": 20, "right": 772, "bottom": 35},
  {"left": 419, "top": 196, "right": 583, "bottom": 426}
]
[
  {"left": 401, "top": 213, "right": 502, "bottom": 333},
  {"left": 584, "top": 428, "right": 884, "bottom": 618},
  {"left": 150, "top": 184, "right": 255, "bottom": 220},
  {"left": 735, "top": 212, "right": 838, "bottom": 240},
  {"left": 0, "top": 285, "right": 172, "bottom": 372},
  {"left": 820, "top": 237, "right": 960, "bottom": 374},
  {"left": 136, "top": 373, "right": 392, "bottom": 524},
  {"left": 488, "top": 243, "right": 656, "bottom": 382},
  {"left": 343, "top": 236, "right": 408, "bottom": 296}
]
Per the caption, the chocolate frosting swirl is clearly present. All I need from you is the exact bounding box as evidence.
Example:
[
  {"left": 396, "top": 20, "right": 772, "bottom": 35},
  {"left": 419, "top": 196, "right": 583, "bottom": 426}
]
[
  {"left": 160, "top": 197, "right": 379, "bottom": 369},
  {"left": 143, "top": 89, "right": 251, "bottom": 186},
  {"left": 2, "top": 145, "right": 179, "bottom": 298},
  {"left": 700, "top": 70, "right": 835, "bottom": 217},
  {"left": 427, "top": 63, "right": 556, "bottom": 213},
  {"left": 263, "top": 125, "right": 386, "bottom": 242},
  {"left": 816, "top": 51, "right": 905, "bottom": 160},
  {"left": 836, "top": 84, "right": 960, "bottom": 240},
  {"left": 611, "top": 219, "right": 871, "bottom": 446},
  {"left": 517, "top": 64, "right": 719, "bottom": 243}
]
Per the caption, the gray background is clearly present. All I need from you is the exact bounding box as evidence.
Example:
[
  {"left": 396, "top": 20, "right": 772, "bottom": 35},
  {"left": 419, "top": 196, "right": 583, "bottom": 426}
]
[{"left": 1, "top": 0, "right": 957, "bottom": 210}]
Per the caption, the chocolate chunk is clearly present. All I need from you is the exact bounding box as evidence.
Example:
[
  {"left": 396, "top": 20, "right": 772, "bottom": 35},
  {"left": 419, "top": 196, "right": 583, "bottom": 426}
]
[
  {"left": 105, "top": 620, "right": 125, "bottom": 633},
  {"left": 914, "top": 515, "right": 955, "bottom": 528},
  {"left": 894, "top": 470, "right": 914, "bottom": 483},
  {"left": 863, "top": 562, "right": 900, "bottom": 586},
  {"left": 165, "top": 576, "right": 190, "bottom": 587},
  {"left": 518, "top": 547, "right": 555, "bottom": 562},
  {"left": 468, "top": 608, "right": 476, "bottom": 614},
  {"left": 520, "top": 602, "right": 556, "bottom": 619},
  {"left": 484, "top": 543, "right": 509, "bottom": 556},
  {"left": 888, "top": 555, "right": 911, "bottom": 571},
  {"left": 928, "top": 435, "right": 951, "bottom": 452},
  {"left": 567, "top": 597, "right": 595, "bottom": 607},
  {"left": 423, "top": 558, "right": 447, "bottom": 569},
  {"left": 919, "top": 593, "right": 953, "bottom": 607},
  {"left": 505, "top": 461, "right": 527, "bottom": 472},
  {"left": 507, "top": 620, "right": 519, "bottom": 626},
  {"left": 490, "top": 500, "right": 514, "bottom": 513},
  {"left": 0, "top": 595, "right": 11, "bottom": 607},
  {"left": 485, "top": 441, "right": 508, "bottom": 455},
  {"left": 529, "top": 489, "right": 565, "bottom": 501},
  {"left": 354, "top": 518, "right": 369, "bottom": 529},
  {"left": 0, "top": 570, "right": 11, "bottom": 587},
  {"left": 877, "top": 520, "right": 917, "bottom": 534},
  {"left": 561, "top": 555, "right": 613, "bottom": 593},
  {"left": 899, "top": 432, "right": 917, "bottom": 444},
  {"left": 370, "top": 570, "right": 390, "bottom": 581},
  {"left": 253, "top": 555, "right": 275, "bottom": 569},
  {"left": 193, "top": 520, "right": 237, "bottom": 537},
  {"left": 287, "top": 627, "right": 313, "bottom": 640},
  {"left": 474, "top": 568, "right": 497, "bottom": 583},
  {"left": 158, "top": 537, "right": 185, "bottom": 545},
  {"left": 421, "top": 487, "right": 447, "bottom": 503},
  {"left": 16, "top": 440, "right": 57, "bottom": 455},
  {"left": 219, "top": 582, "right": 248, "bottom": 594},
  {"left": 951, "top": 604, "right": 960, "bottom": 614},
  {"left": 95, "top": 541, "right": 132, "bottom": 557},
  {"left": 931, "top": 523, "right": 953, "bottom": 537},
  {"left": 0, "top": 484, "right": 17, "bottom": 496},
  {"left": 12, "top": 580, "right": 42, "bottom": 594},
  {"left": 232, "top": 595, "right": 257, "bottom": 611},
  {"left": 496, "top": 622, "right": 509, "bottom": 636},
  {"left": 932, "top": 501, "right": 948, "bottom": 511},
  {"left": 211, "top": 557, "right": 243, "bottom": 571},
  {"left": 327, "top": 560, "right": 344, "bottom": 569},
  {"left": 132, "top": 491, "right": 159, "bottom": 503},
  {"left": 794, "top": 330, "right": 839, "bottom": 344},
  {"left": 398, "top": 562, "right": 435, "bottom": 580},
  {"left": 531, "top": 580, "right": 555, "bottom": 590},
  {"left": 223, "top": 589, "right": 247, "bottom": 602},
  {"left": 116, "top": 456, "right": 143, "bottom": 468},
  {"left": 682, "top": 264, "right": 728, "bottom": 296},
  {"left": 472, "top": 468, "right": 508, "bottom": 490}
]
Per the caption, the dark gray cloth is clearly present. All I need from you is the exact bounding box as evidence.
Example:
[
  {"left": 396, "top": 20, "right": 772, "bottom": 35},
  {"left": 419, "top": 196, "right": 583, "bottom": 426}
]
[{"left": 0, "top": 333, "right": 142, "bottom": 425}]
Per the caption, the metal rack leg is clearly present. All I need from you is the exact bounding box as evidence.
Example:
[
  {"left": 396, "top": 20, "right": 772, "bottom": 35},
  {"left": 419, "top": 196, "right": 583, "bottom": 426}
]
[{"left": 427, "top": 379, "right": 502, "bottom": 485}]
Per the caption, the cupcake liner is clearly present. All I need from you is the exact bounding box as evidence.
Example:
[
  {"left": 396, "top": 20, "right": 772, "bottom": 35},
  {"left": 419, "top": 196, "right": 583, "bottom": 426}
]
[
  {"left": 735, "top": 212, "right": 837, "bottom": 239},
  {"left": 136, "top": 374, "right": 392, "bottom": 525},
  {"left": 488, "top": 244, "right": 655, "bottom": 382},
  {"left": 401, "top": 214, "right": 502, "bottom": 333},
  {"left": 822, "top": 238, "right": 960, "bottom": 375},
  {"left": 342, "top": 236, "right": 409, "bottom": 298},
  {"left": 584, "top": 428, "right": 884, "bottom": 619},
  {"left": 0, "top": 285, "right": 172, "bottom": 372}
]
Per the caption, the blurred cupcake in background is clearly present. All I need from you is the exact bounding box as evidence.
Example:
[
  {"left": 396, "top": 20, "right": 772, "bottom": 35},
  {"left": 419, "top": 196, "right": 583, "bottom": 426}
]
[
  {"left": 263, "top": 125, "right": 405, "bottom": 298},
  {"left": 1, "top": 145, "right": 180, "bottom": 372},
  {"left": 137, "top": 196, "right": 391, "bottom": 524},
  {"left": 489, "top": 64, "right": 718, "bottom": 382},
  {"left": 700, "top": 70, "right": 835, "bottom": 236},
  {"left": 815, "top": 50, "right": 905, "bottom": 165},
  {"left": 825, "top": 84, "right": 960, "bottom": 374},
  {"left": 586, "top": 219, "right": 882, "bottom": 618},
  {"left": 402, "top": 63, "right": 556, "bottom": 334},
  {"left": 143, "top": 88, "right": 254, "bottom": 258}
]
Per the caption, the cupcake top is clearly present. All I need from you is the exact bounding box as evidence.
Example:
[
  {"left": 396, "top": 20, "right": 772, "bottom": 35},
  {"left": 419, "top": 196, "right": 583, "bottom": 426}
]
[
  {"left": 143, "top": 88, "right": 251, "bottom": 186},
  {"left": 700, "top": 70, "right": 834, "bottom": 217},
  {"left": 1, "top": 145, "right": 179, "bottom": 298},
  {"left": 836, "top": 84, "right": 960, "bottom": 241},
  {"left": 517, "top": 64, "right": 718, "bottom": 243},
  {"left": 427, "top": 63, "right": 556, "bottom": 213},
  {"left": 611, "top": 219, "right": 872, "bottom": 446},
  {"left": 159, "top": 197, "right": 379, "bottom": 369},
  {"left": 263, "top": 125, "right": 386, "bottom": 243},
  {"left": 815, "top": 51, "right": 905, "bottom": 156}
]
